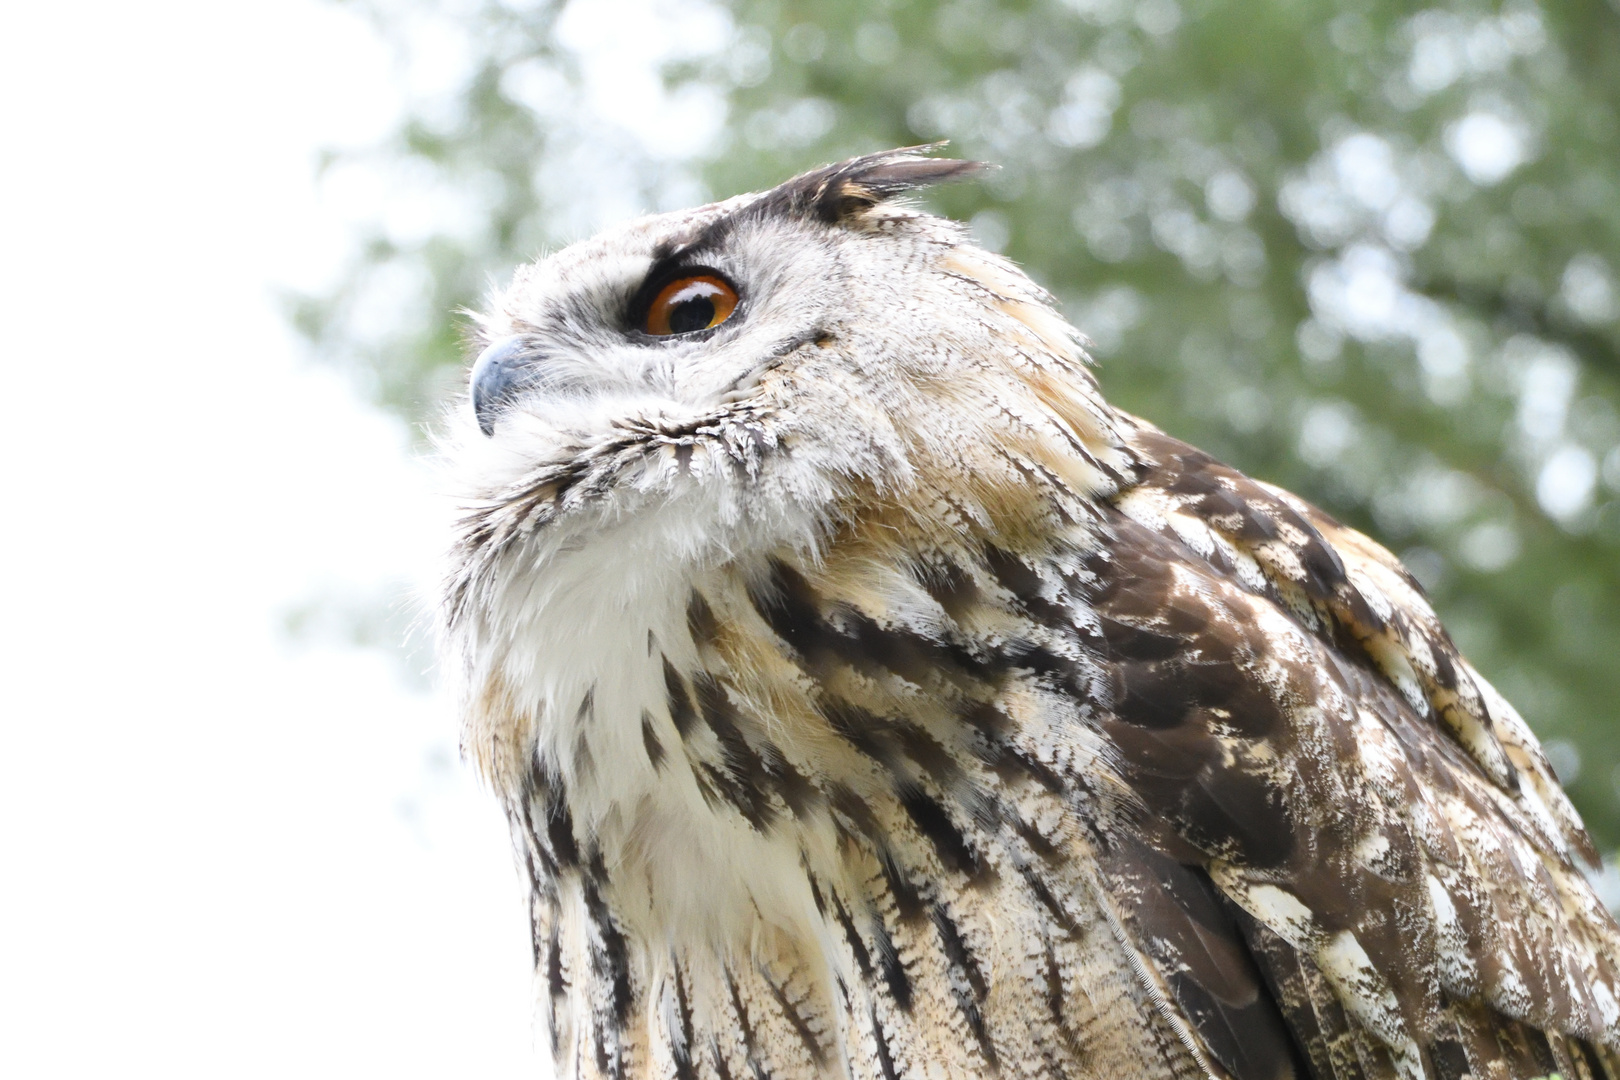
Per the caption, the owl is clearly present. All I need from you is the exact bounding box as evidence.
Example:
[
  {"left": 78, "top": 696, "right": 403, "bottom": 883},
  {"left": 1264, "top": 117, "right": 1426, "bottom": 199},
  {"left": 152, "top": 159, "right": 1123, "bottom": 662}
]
[{"left": 439, "top": 148, "right": 1620, "bottom": 1080}]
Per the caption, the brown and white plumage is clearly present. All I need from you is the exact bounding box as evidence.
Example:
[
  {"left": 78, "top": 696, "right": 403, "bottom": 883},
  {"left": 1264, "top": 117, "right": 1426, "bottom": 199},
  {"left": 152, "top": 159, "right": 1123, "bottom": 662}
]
[{"left": 440, "top": 148, "right": 1620, "bottom": 1080}]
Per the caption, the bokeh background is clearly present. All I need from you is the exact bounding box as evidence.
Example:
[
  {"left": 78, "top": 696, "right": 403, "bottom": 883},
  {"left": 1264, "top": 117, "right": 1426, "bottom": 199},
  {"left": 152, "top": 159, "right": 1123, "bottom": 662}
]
[{"left": 3, "top": 0, "right": 1617, "bottom": 1076}]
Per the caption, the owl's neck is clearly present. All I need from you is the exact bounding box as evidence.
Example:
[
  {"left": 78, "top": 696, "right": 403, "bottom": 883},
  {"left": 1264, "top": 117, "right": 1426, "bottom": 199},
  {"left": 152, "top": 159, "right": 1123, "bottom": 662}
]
[
  {"left": 489, "top": 542, "right": 846, "bottom": 1076},
  {"left": 478, "top": 490, "right": 1199, "bottom": 1080}
]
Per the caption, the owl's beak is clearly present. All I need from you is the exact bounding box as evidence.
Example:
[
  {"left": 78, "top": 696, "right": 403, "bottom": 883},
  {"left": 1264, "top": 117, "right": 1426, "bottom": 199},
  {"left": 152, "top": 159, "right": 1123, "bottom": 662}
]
[{"left": 470, "top": 336, "right": 532, "bottom": 436}]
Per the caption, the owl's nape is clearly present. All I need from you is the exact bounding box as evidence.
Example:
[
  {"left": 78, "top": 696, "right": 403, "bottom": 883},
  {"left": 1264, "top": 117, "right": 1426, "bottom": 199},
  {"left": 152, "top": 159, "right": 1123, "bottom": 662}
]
[{"left": 439, "top": 148, "right": 1620, "bottom": 1080}]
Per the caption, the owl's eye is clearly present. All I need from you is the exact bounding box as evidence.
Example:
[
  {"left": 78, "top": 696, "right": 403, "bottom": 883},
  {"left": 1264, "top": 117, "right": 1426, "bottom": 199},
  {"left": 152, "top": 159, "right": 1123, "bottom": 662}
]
[{"left": 643, "top": 274, "right": 739, "bottom": 336}]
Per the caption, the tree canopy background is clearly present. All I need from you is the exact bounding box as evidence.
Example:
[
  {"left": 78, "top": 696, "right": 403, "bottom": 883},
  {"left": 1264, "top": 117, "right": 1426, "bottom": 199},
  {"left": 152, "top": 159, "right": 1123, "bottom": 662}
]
[{"left": 298, "top": 0, "right": 1620, "bottom": 848}]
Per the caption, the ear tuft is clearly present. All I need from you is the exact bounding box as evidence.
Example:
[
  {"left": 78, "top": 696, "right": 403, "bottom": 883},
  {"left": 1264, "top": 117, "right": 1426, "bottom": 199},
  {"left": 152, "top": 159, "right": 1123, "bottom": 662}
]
[{"left": 755, "top": 145, "right": 991, "bottom": 226}]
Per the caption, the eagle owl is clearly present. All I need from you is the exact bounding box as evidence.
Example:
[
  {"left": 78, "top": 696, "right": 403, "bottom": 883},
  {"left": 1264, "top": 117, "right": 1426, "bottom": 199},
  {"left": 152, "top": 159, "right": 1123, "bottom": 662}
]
[{"left": 440, "top": 148, "right": 1620, "bottom": 1080}]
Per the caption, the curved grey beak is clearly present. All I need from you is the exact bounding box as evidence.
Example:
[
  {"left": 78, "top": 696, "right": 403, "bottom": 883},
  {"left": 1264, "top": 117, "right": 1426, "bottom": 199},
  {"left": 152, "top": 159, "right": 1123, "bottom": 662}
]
[{"left": 470, "top": 336, "right": 532, "bottom": 436}]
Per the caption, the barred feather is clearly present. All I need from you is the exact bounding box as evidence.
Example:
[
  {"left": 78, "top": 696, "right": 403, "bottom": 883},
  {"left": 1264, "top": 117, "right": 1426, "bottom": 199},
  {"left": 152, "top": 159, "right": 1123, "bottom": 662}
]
[{"left": 441, "top": 149, "right": 1620, "bottom": 1080}]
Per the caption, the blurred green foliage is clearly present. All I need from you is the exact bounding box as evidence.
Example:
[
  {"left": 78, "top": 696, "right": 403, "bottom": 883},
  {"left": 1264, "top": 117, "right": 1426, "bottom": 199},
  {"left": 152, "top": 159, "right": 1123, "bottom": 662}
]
[{"left": 300, "top": 0, "right": 1620, "bottom": 844}]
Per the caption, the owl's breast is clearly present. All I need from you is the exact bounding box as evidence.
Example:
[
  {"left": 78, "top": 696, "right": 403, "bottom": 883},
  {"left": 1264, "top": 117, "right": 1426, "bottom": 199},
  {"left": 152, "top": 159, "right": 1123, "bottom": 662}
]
[
  {"left": 464, "top": 503, "right": 844, "bottom": 969},
  {"left": 485, "top": 516, "right": 1233, "bottom": 1080}
]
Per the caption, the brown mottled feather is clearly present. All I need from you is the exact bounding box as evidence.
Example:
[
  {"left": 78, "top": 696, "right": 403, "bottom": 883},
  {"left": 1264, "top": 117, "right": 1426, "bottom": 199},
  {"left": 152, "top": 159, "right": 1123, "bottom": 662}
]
[
  {"left": 445, "top": 150, "right": 1620, "bottom": 1080},
  {"left": 1106, "top": 422, "right": 1620, "bottom": 1078}
]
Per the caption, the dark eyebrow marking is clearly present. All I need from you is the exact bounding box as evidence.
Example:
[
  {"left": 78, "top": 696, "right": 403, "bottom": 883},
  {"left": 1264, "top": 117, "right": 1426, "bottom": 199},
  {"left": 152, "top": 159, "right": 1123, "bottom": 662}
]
[
  {"left": 625, "top": 215, "right": 742, "bottom": 334},
  {"left": 624, "top": 147, "right": 984, "bottom": 333},
  {"left": 637, "top": 145, "right": 983, "bottom": 292},
  {"left": 643, "top": 212, "right": 739, "bottom": 279}
]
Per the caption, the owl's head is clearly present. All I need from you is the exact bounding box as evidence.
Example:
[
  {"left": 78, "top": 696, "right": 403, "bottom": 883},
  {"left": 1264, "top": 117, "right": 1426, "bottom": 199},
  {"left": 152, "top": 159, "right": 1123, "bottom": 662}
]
[{"left": 443, "top": 148, "right": 1133, "bottom": 628}]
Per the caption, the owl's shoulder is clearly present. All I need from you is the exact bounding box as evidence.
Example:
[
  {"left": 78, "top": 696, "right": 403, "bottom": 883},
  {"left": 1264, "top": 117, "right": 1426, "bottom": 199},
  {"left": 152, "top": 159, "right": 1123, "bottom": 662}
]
[{"left": 1067, "top": 421, "right": 1620, "bottom": 1078}]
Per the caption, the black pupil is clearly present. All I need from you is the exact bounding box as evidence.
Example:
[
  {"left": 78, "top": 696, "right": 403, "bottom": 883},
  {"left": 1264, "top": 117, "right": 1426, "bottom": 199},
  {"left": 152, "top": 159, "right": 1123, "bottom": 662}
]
[{"left": 668, "top": 296, "right": 715, "bottom": 334}]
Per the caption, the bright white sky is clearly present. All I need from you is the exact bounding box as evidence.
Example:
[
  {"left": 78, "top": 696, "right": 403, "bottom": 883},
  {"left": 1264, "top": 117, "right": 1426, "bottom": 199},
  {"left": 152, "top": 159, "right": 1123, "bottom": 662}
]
[{"left": 0, "top": 2, "right": 543, "bottom": 1075}]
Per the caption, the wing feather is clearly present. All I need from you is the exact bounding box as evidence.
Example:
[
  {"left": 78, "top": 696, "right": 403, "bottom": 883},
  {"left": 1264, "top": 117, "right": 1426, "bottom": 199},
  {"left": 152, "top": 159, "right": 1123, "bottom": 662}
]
[{"left": 1091, "top": 421, "right": 1620, "bottom": 1078}]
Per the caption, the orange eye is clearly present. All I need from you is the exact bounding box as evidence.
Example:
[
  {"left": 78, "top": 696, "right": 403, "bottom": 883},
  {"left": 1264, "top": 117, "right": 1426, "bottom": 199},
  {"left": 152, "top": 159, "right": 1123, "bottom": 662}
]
[{"left": 643, "top": 274, "right": 739, "bottom": 336}]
